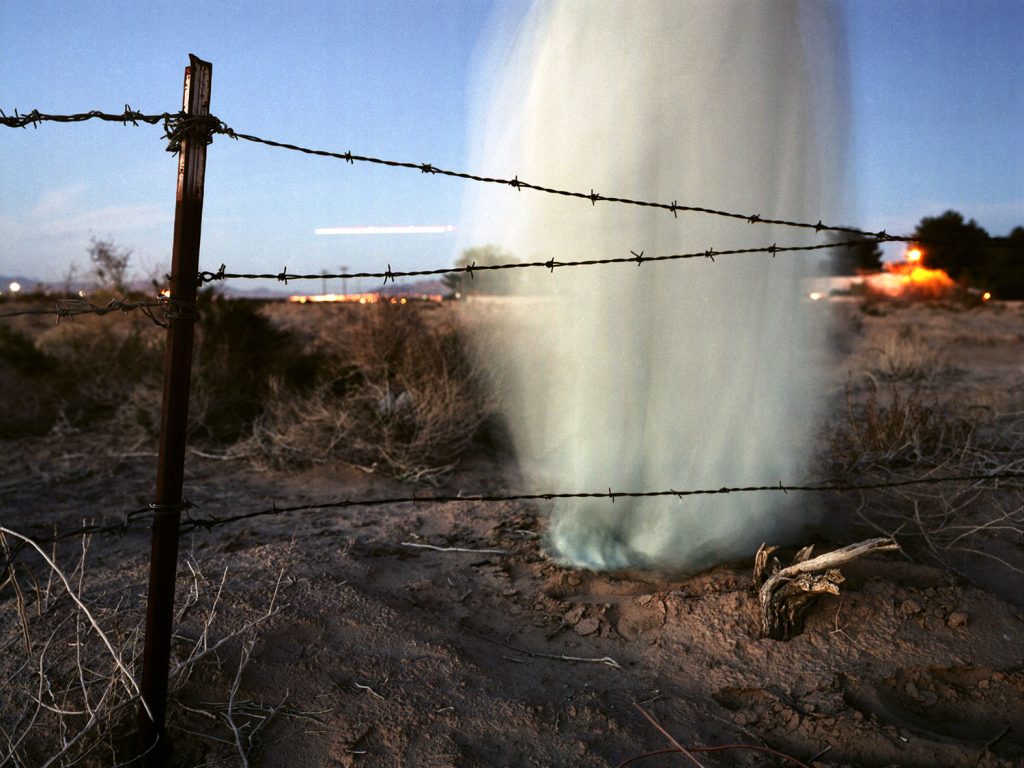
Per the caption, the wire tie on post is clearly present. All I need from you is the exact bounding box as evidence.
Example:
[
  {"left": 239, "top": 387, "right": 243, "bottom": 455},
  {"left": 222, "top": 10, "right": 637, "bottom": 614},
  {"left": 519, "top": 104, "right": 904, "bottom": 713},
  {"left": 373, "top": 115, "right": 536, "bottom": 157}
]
[
  {"left": 148, "top": 501, "right": 193, "bottom": 521},
  {"left": 163, "top": 112, "right": 218, "bottom": 154},
  {"left": 163, "top": 299, "right": 198, "bottom": 322}
]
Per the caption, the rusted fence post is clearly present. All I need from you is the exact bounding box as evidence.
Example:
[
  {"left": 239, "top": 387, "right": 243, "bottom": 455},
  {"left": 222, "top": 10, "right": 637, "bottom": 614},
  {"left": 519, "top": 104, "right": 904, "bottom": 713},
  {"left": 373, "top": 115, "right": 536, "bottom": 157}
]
[{"left": 137, "top": 54, "right": 212, "bottom": 762}]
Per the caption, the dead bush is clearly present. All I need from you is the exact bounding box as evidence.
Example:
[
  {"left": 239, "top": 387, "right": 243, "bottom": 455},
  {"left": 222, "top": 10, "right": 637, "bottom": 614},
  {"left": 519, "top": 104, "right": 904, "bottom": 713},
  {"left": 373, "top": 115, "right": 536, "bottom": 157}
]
[
  {"left": 190, "top": 292, "right": 326, "bottom": 444},
  {"left": 0, "top": 315, "right": 163, "bottom": 439},
  {"left": 828, "top": 384, "right": 977, "bottom": 474},
  {"left": 867, "top": 326, "right": 952, "bottom": 383},
  {"left": 0, "top": 297, "right": 492, "bottom": 481},
  {"left": 243, "top": 303, "right": 492, "bottom": 483},
  {"left": 832, "top": 411, "right": 1024, "bottom": 596},
  {"left": 0, "top": 531, "right": 296, "bottom": 767}
]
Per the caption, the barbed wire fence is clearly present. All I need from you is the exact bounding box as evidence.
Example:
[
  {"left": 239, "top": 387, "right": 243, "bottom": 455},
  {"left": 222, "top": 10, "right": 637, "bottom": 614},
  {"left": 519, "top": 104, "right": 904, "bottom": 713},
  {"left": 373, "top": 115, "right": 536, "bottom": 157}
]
[
  {"left": 0, "top": 107, "right": 913, "bottom": 242},
  {"left": 4, "top": 469, "right": 1020, "bottom": 558},
  {"left": 3, "top": 70, "right": 1022, "bottom": 762}
]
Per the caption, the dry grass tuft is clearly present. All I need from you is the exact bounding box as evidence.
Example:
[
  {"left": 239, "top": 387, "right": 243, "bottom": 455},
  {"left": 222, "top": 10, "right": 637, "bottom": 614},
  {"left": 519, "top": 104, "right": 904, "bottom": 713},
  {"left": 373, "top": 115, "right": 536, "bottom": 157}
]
[
  {"left": 241, "top": 303, "right": 493, "bottom": 483},
  {"left": 828, "top": 384, "right": 977, "bottom": 473},
  {"left": 866, "top": 326, "right": 953, "bottom": 383}
]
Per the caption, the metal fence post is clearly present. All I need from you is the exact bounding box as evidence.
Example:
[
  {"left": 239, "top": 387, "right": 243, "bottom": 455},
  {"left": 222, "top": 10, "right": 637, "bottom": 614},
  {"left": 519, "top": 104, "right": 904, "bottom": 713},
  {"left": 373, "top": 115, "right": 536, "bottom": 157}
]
[{"left": 137, "top": 54, "right": 212, "bottom": 762}]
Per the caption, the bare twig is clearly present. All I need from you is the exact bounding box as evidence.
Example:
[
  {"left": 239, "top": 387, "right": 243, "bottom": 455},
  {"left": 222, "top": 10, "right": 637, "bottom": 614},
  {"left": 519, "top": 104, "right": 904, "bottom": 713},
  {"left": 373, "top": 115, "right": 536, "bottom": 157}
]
[
  {"left": 353, "top": 682, "right": 385, "bottom": 700},
  {"left": 0, "top": 526, "right": 149, "bottom": 721},
  {"left": 632, "top": 703, "right": 706, "bottom": 768},
  {"left": 226, "top": 639, "right": 256, "bottom": 768},
  {"left": 400, "top": 542, "right": 509, "bottom": 555}
]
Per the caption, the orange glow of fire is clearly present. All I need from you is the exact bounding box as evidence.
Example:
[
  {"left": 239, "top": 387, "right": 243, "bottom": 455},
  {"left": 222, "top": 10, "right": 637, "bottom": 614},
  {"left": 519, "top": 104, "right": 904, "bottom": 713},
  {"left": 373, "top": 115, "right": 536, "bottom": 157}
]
[
  {"left": 865, "top": 246, "right": 956, "bottom": 300},
  {"left": 288, "top": 292, "right": 442, "bottom": 305}
]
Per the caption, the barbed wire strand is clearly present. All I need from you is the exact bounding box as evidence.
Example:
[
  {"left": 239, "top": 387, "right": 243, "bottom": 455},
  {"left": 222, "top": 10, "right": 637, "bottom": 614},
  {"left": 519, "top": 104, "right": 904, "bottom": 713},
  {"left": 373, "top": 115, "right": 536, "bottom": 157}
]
[
  {"left": 0, "top": 297, "right": 194, "bottom": 327},
  {"left": 197, "top": 240, "right": 863, "bottom": 286},
  {"left": 6, "top": 471, "right": 1020, "bottom": 564},
  {"left": 1, "top": 108, "right": 911, "bottom": 243}
]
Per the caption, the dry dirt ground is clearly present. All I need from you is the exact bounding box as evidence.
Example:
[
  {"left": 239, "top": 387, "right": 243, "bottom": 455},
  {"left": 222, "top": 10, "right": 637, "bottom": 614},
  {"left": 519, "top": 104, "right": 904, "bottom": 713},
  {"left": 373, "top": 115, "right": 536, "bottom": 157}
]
[{"left": 1, "top": 299, "right": 1022, "bottom": 767}]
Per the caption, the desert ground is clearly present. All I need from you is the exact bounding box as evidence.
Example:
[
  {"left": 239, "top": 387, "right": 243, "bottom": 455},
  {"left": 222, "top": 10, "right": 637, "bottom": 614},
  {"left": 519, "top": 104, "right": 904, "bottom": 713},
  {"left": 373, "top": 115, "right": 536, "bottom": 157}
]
[{"left": 1, "top": 295, "right": 1022, "bottom": 767}]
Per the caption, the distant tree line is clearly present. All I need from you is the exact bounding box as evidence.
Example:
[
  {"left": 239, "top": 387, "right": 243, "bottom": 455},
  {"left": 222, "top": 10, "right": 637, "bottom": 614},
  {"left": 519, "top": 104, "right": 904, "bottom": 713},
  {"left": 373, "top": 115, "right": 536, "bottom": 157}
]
[{"left": 831, "top": 210, "right": 1023, "bottom": 299}]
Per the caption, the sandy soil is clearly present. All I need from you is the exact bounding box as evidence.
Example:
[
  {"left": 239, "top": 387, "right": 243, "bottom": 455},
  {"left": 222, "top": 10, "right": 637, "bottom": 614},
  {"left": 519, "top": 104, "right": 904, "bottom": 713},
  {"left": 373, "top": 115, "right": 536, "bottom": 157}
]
[{"left": 1, "top": 299, "right": 1022, "bottom": 767}]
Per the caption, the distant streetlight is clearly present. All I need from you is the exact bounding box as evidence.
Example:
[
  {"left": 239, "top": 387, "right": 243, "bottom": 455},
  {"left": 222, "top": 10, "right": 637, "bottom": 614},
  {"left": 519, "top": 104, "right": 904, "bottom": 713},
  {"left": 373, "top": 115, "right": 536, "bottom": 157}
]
[{"left": 9, "top": 282, "right": 21, "bottom": 294}]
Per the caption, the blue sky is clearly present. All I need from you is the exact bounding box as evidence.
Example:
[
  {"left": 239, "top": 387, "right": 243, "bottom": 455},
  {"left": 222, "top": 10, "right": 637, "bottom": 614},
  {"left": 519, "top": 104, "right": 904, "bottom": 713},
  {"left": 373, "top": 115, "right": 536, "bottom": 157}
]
[{"left": 1, "top": 1, "right": 1021, "bottom": 290}]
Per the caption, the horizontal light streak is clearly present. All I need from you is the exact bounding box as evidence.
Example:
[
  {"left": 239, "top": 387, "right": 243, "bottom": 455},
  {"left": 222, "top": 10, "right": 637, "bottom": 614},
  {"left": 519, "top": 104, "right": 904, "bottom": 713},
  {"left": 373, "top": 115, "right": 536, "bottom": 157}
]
[{"left": 315, "top": 225, "right": 456, "bottom": 235}]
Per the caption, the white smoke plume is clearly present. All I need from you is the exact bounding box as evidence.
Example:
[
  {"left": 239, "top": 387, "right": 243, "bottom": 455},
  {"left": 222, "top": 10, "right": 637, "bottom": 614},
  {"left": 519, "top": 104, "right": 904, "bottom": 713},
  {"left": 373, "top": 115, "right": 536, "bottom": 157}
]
[{"left": 461, "top": 1, "right": 849, "bottom": 571}]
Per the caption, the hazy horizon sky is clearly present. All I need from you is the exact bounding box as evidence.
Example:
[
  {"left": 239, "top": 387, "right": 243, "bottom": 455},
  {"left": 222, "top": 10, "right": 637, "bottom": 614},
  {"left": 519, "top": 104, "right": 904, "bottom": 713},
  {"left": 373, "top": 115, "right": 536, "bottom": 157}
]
[{"left": 1, "top": 0, "right": 1022, "bottom": 290}]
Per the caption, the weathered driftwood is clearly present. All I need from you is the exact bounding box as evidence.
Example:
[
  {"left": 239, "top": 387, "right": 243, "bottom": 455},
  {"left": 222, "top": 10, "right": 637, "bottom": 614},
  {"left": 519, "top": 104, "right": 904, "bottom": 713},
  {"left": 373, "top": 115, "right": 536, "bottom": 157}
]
[{"left": 754, "top": 538, "right": 899, "bottom": 640}]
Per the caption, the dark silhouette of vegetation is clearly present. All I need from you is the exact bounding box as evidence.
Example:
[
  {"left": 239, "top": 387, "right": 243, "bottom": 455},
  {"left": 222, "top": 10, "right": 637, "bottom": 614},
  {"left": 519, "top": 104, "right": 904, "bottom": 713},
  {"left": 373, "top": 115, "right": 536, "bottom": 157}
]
[
  {"left": 914, "top": 211, "right": 1023, "bottom": 299},
  {"left": 88, "top": 236, "right": 133, "bottom": 294},
  {"left": 192, "top": 291, "right": 325, "bottom": 442},
  {"left": 830, "top": 229, "right": 884, "bottom": 274},
  {"left": 984, "top": 226, "right": 1024, "bottom": 299},
  {"left": 914, "top": 211, "right": 990, "bottom": 281}
]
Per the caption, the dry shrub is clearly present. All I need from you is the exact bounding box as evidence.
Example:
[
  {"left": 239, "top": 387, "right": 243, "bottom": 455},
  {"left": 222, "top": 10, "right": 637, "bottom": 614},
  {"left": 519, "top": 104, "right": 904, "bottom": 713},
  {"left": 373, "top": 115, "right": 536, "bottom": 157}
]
[
  {"left": 0, "top": 296, "right": 489, "bottom": 480},
  {"left": 243, "top": 303, "right": 492, "bottom": 483},
  {"left": 826, "top": 382, "right": 1023, "bottom": 591},
  {"left": 867, "top": 326, "right": 951, "bottom": 383},
  {"left": 829, "top": 384, "right": 977, "bottom": 474},
  {"left": 833, "top": 411, "right": 1024, "bottom": 592},
  {"left": 0, "top": 314, "right": 163, "bottom": 439},
  {"left": 189, "top": 293, "right": 325, "bottom": 444},
  {"left": 0, "top": 532, "right": 293, "bottom": 767}
]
